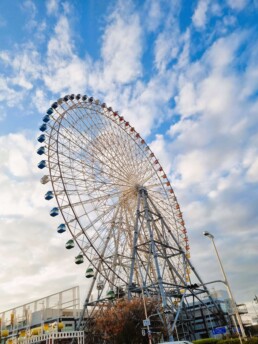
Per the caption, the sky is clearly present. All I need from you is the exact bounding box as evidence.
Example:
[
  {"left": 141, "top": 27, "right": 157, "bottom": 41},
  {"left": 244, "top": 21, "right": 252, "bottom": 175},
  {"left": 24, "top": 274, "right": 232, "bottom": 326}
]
[{"left": 0, "top": 0, "right": 258, "bottom": 314}]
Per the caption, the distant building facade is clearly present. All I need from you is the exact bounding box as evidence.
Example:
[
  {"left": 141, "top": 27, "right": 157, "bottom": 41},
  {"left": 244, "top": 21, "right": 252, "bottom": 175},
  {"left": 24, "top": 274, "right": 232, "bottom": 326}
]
[{"left": 185, "top": 289, "right": 248, "bottom": 340}]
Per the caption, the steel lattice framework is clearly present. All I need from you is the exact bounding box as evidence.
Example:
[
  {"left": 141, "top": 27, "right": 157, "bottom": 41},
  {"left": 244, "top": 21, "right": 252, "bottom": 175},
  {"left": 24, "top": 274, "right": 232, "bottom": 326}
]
[{"left": 37, "top": 94, "right": 226, "bottom": 341}]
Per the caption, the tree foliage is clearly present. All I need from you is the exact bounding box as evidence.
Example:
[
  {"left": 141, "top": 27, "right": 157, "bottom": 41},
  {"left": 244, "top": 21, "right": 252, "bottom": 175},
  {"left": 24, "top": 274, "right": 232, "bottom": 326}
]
[{"left": 87, "top": 297, "right": 165, "bottom": 344}]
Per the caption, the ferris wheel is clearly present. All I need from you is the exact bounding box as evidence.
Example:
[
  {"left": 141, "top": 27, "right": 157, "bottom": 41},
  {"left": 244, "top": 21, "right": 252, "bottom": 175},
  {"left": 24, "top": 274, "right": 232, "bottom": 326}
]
[{"left": 37, "top": 94, "right": 223, "bottom": 340}]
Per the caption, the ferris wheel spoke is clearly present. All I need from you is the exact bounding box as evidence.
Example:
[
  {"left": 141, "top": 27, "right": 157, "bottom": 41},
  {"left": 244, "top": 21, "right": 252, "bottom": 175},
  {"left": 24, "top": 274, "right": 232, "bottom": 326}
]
[
  {"left": 59, "top": 190, "right": 122, "bottom": 208},
  {"left": 50, "top": 120, "right": 129, "bottom": 182},
  {"left": 109, "top": 133, "right": 141, "bottom": 176},
  {"left": 80, "top": 105, "right": 138, "bottom": 175},
  {"left": 73, "top": 202, "right": 119, "bottom": 240},
  {"left": 54, "top": 154, "right": 133, "bottom": 189},
  {"left": 50, "top": 129, "right": 132, "bottom": 185},
  {"left": 52, "top": 108, "right": 154, "bottom": 188},
  {"left": 63, "top": 105, "right": 135, "bottom": 177}
]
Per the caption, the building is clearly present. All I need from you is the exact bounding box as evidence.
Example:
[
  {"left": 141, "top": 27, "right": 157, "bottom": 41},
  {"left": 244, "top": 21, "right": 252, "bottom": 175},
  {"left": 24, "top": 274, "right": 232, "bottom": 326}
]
[
  {"left": 0, "top": 287, "right": 84, "bottom": 344},
  {"left": 185, "top": 289, "right": 248, "bottom": 340}
]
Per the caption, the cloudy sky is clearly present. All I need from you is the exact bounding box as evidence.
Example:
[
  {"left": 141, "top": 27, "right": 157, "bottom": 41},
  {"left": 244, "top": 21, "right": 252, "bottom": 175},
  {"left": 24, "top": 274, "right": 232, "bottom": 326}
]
[{"left": 0, "top": 0, "right": 258, "bottom": 313}]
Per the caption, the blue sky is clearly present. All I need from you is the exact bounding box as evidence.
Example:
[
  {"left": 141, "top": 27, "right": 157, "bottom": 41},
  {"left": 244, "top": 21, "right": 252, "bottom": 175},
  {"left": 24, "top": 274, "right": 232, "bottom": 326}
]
[{"left": 0, "top": 0, "right": 258, "bottom": 316}]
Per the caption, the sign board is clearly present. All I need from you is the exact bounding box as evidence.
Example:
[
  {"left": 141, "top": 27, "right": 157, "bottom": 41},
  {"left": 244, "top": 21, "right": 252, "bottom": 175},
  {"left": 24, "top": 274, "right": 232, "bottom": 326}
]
[
  {"left": 232, "top": 327, "right": 240, "bottom": 333},
  {"left": 143, "top": 319, "right": 151, "bottom": 327},
  {"left": 212, "top": 327, "right": 227, "bottom": 335}
]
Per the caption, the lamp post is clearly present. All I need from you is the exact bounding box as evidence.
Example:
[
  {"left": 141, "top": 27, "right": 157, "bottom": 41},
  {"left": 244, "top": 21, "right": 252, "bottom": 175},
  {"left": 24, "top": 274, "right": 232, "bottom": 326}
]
[{"left": 203, "top": 231, "right": 247, "bottom": 341}]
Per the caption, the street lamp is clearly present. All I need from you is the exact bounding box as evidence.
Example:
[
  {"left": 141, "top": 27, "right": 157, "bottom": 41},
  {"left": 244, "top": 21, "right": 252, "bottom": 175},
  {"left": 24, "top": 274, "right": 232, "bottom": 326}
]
[{"left": 203, "top": 231, "right": 247, "bottom": 341}]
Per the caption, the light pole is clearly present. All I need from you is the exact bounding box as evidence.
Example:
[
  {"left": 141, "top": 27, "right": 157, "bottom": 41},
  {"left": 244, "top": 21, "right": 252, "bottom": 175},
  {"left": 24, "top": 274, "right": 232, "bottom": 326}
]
[{"left": 203, "top": 231, "right": 247, "bottom": 341}]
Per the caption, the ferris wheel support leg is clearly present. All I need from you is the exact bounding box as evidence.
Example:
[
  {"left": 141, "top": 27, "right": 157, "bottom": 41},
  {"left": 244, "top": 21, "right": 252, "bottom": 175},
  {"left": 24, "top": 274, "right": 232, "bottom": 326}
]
[
  {"left": 128, "top": 192, "right": 141, "bottom": 299},
  {"left": 171, "top": 293, "right": 186, "bottom": 333},
  {"left": 148, "top": 195, "right": 228, "bottom": 337},
  {"left": 149, "top": 196, "right": 224, "bottom": 310},
  {"left": 141, "top": 188, "right": 167, "bottom": 307},
  {"left": 140, "top": 187, "right": 175, "bottom": 341}
]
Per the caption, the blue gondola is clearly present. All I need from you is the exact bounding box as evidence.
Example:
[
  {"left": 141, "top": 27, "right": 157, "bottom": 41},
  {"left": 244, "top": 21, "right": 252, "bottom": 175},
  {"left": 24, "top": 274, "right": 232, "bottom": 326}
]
[
  {"left": 50, "top": 207, "right": 59, "bottom": 217},
  {"left": 39, "top": 123, "right": 47, "bottom": 132},
  {"left": 37, "top": 134, "right": 45, "bottom": 143},
  {"left": 46, "top": 108, "right": 54, "bottom": 115},
  {"left": 63, "top": 95, "right": 69, "bottom": 101},
  {"left": 57, "top": 224, "right": 66, "bottom": 233},
  {"left": 38, "top": 160, "right": 47, "bottom": 169},
  {"left": 51, "top": 102, "right": 58, "bottom": 109},
  {"left": 37, "top": 147, "right": 45, "bottom": 155},
  {"left": 82, "top": 95, "right": 87, "bottom": 101},
  {"left": 43, "top": 115, "right": 50, "bottom": 123},
  {"left": 44, "top": 191, "right": 53, "bottom": 200}
]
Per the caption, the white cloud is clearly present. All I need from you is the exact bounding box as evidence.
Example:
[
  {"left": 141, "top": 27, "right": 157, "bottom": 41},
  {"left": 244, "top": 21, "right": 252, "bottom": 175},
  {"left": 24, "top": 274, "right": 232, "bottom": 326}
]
[
  {"left": 0, "top": 134, "right": 41, "bottom": 216},
  {"left": 204, "top": 32, "right": 245, "bottom": 70},
  {"left": 43, "top": 15, "right": 89, "bottom": 94},
  {"left": 150, "top": 134, "right": 172, "bottom": 173},
  {"left": 101, "top": 2, "right": 143, "bottom": 84},
  {"left": 0, "top": 51, "right": 10, "bottom": 64},
  {"left": 154, "top": 29, "right": 180, "bottom": 72},
  {"left": 0, "top": 133, "right": 88, "bottom": 310},
  {"left": 192, "top": 0, "right": 209, "bottom": 29},
  {"left": 11, "top": 76, "right": 33, "bottom": 90},
  {"left": 0, "top": 45, "right": 42, "bottom": 109},
  {"left": 44, "top": 56, "right": 89, "bottom": 94},
  {"left": 0, "top": 77, "right": 24, "bottom": 107},
  {"left": 46, "top": 0, "right": 59, "bottom": 15},
  {"left": 21, "top": 0, "right": 37, "bottom": 17},
  {"left": 34, "top": 89, "right": 50, "bottom": 113},
  {"left": 143, "top": 0, "right": 163, "bottom": 32},
  {"left": 21, "top": 0, "right": 38, "bottom": 31},
  {"left": 227, "top": 0, "right": 247, "bottom": 10},
  {"left": 173, "top": 32, "right": 247, "bottom": 122},
  {"left": 174, "top": 82, "right": 197, "bottom": 117},
  {"left": 246, "top": 157, "right": 258, "bottom": 182},
  {"left": 47, "top": 15, "right": 74, "bottom": 65},
  {"left": 152, "top": 0, "right": 183, "bottom": 72}
]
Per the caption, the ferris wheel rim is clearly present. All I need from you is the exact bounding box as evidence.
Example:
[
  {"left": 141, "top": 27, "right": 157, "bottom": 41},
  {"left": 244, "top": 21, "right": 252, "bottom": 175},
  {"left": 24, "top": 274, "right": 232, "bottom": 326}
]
[{"left": 40, "top": 94, "right": 190, "bottom": 287}]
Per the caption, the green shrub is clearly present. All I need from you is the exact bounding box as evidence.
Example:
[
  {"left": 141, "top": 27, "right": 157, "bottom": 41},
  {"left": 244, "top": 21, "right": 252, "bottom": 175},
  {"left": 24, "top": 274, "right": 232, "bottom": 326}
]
[
  {"left": 217, "top": 338, "right": 240, "bottom": 344},
  {"left": 193, "top": 338, "right": 220, "bottom": 344},
  {"left": 201, "top": 337, "right": 258, "bottom": 344},
  {"left": 245, "top": 339, "right": 258, "bottom": 344}
]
